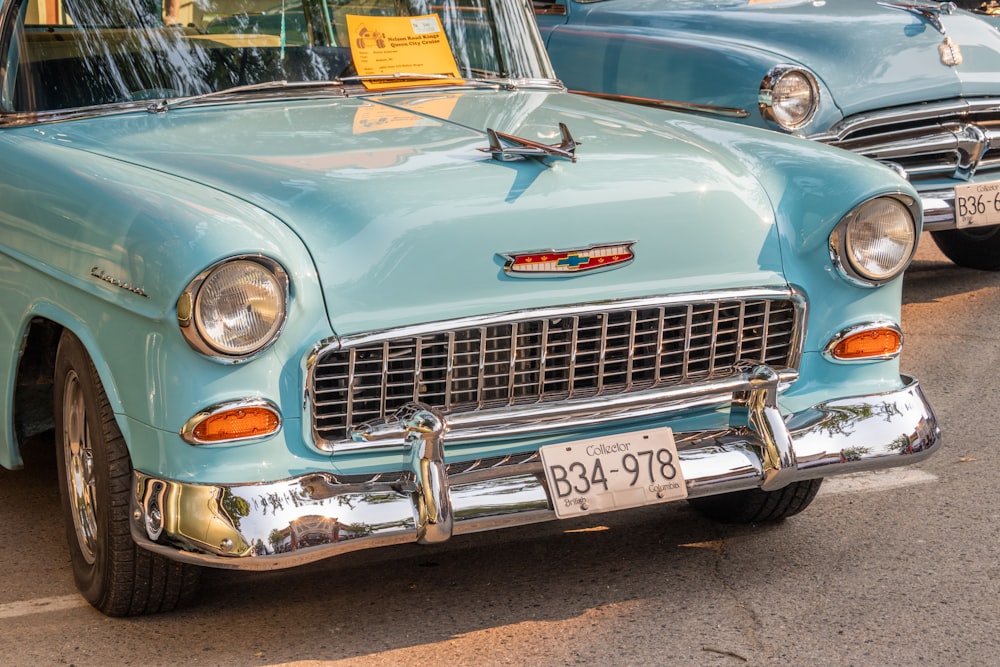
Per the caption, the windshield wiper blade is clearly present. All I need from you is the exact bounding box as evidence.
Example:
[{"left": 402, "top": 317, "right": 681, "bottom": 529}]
[
  {"left": 147, "top": 80, "right": 345, "bottom": 113},
  {"left": 145, "top": 73, "right": 542, "bottom": 113},
  {"left": 334, "top": 72, "right": 506, "bottom": 89}
]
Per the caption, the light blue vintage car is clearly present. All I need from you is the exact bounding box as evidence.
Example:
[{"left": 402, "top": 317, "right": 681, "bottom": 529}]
[
  {"left": 537, "top": 0, "right": 1000, "bottom": 270},
  {"left": 0, "top": 0, "right": 939, "bottom": 615}
]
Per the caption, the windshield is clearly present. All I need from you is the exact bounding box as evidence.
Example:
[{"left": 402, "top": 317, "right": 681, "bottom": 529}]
[{"left": 0, "top": 0, "right": 555, "bottom": 113}]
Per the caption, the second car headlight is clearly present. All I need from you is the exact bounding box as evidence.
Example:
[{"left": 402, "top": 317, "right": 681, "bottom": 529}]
[
  {"left": 178, "top": 256, "right": 289, "bottom": 361},
  {"left": 759, "top": 66, "right": 819, "bottom": 131},
  {"left": 829, "top": 195, "right": 919, "bottom": 286}
]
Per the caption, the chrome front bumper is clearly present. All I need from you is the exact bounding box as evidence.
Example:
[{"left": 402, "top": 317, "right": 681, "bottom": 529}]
[{"left": 131, "top": 369, "right": 940, "bottom": 571}]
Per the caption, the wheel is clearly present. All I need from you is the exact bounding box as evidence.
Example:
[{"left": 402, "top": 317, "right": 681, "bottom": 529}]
[
  {"left": 54, "top": 331, "right": 200, "bottom": 616},
  {"left": 687, "top": 479, "right": 823, "bottom": 524},
  {"left": 930, "top": 226, "right": 1000, "bottom": 270}
]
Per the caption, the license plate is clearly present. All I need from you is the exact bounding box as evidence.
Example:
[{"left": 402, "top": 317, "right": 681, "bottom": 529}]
[
  {"left": 954, "top": 180, "right": 1000, "bottom": 228},
  {"left": 539, "top": 427, "right": 687, "bottom": 519}
]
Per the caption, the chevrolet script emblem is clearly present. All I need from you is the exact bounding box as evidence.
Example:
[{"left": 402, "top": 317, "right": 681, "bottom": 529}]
[{"left": 499, "top": 242, "right": 635, "bottom": 277}]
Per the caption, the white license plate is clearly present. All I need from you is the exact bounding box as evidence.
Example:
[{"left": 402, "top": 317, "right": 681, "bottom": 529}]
[
  {"left": 954, "top": 180, "right": 1000, "bottom": 228},
  {"left": 539, "top": 427, "right": 687, "bottom": 519}
]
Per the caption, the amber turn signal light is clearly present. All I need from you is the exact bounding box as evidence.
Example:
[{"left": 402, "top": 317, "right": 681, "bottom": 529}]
[
  {"left": 830, "top": 326, "right": 902, "bottom": 360},
  {"left": 191, "top": 406, "right": 281, "bottom": 443}
]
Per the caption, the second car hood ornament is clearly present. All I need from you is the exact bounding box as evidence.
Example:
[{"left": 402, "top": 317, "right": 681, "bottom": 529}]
[
  {"left": 480, "top": 122, "right": 580, "bottom": 163},
  {"left": 939, "top": 36, "right": 963, "bottom": 67},
  {"left": 879, "top": 1, "right": 962, "bottom": 66}
]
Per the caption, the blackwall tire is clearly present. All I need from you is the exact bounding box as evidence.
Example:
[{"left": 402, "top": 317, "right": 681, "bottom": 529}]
[
  {"left": 930, "top": 226, "right": 1000, "bottom": 271},
  {"left": 687, "top": 479, "right": 823, "bottom": 524},
  {"left": 54, "top": 331, "right": 200, "bottom": 616}
]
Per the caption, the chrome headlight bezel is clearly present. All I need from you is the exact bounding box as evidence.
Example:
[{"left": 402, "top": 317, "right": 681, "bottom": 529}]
[
  {"left": 759, "top": 65, "right": 820, "bottom": 131},
  {"left": 829, "top": 194, "right": 920, "bottom": 287},
  {"left": 177, "top": 255, "right": 289, "bottom": 363}
]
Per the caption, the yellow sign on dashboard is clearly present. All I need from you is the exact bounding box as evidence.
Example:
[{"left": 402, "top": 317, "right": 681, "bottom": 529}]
[{"left": 346, "top": 14, "right": 463, "bottom": 90}]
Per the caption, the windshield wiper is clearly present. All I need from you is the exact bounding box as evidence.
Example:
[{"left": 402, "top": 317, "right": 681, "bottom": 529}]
[
  {"left": 147, "top": 80, "right": 345, "bottom": 113},
  {"left": 145, "top": 72, "right": 548, "bottom": 114},
  {"left": 336, "top": 73, "right": 567, "bottom": 92},
  {"left": 333, "top": 72, "right": 510, "bottom": 90}
]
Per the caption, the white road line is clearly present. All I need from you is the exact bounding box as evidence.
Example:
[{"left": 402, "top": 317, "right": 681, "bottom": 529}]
[
  {"left": 818, "top": 468, "right": 938, "bottom": 496},
  {"left": 0, "top": 594, "right": 89, "bottom": 619}
]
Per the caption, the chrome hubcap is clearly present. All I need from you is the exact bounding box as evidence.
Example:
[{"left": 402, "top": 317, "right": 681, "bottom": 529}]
[{"left": 63, "top": 370, "right": 98, "bottom": 565}]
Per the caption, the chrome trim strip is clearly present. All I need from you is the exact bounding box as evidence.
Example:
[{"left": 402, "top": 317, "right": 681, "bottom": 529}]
[
  {"left": 313, "top": 288, "right": 799, "bottom": 351},
  {"left": 0, "top": 81, "right": 565, "bottom": 127},
  {"left": 568, "top": 89, "right": 750, "bottom": 119},
  {"left": 132, "top": 374, "right": 940, "bottom": 570}
]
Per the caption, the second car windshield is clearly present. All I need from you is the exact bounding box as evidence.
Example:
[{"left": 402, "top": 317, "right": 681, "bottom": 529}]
[{"left": 1, "top": 0, "right": 554, "bottom": 113}]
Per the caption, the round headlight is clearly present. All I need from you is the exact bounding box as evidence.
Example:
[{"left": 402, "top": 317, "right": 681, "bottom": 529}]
[
  {"left": 759, "top": 66, "right": 819, "bottom": 130},
  {"left": 179, "top": 257, "right": 288, "bottom": 360},
  {"left": 830, "top": 196, "right": 918, "bottom": 286}
]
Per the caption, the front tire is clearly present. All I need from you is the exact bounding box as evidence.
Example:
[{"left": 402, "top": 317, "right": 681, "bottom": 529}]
[
  {"left": 687, "top": 479, "right": 822, "bottom": 524},
  {"left": 930, "top": 226, "right": 1000, "bottom": 270},
  {"left": 54, "top": 331, "right": 199, "bottom": 616}
]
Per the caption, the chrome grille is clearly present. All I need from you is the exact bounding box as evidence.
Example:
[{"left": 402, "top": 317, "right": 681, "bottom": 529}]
[
  {"left": 813, "top": 98, "right": 1000, "bottom": 182},
  {"left": 310, "top": 294, "right": 801, "bottom": 442}
]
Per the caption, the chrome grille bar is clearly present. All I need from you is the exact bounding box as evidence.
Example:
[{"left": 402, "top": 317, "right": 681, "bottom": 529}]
[
  {"left": 308, "top": 290, "right": 805, "bottom": 449},
  {"left": 809, "top": 97, "right": 1000, "bottom": 187}
]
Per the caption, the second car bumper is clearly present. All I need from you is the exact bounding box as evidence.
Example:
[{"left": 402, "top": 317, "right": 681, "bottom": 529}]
[
  {"left": 922, "top": 188, "right": 960, "bottom": 231},
  {"left": 131, "top": 369, "right": 940, "bottom": 571}
]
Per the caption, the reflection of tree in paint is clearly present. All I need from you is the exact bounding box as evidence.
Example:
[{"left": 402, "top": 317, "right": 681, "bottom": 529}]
[{"left": 356, "top": 26, "right": 386, "bottom": 48}]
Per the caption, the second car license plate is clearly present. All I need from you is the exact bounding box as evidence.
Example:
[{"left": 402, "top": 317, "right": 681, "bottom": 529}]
[
  {"left": 954, "top": 180, "right": 1000, "bottom": 228},
  {"left": 539, "top": 427, "right": 687, "bottom": 519}
]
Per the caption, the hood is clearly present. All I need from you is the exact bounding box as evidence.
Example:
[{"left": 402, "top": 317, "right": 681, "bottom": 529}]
[
  {"left": 579, "top": 0, "right": 1000, "bottom": 117},
  {"left": 56, "top": 91, "right": 786, "bottom": 335}
]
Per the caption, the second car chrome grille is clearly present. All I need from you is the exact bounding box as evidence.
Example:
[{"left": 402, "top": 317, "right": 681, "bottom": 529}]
[
  {"left": 309, "top": 293, "right": 802, "bottom": 444},
  {"left": 812, "top": 98, "right": 1000, "bottom": 182}
]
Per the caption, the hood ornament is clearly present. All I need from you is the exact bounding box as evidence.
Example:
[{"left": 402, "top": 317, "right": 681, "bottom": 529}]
[
  {"left": 878, "top": 1, "right": 954, "bottom": 33},
  {"left": 499, "top": 242, "right": 635, "bottom": 277},
  {"left": 939, "top": 36, "right": 963, "bottom": 66},
  {"left": 480, "top": 122, "right": 579, "bottom": 163},
  {"left": 879, "top": 2, "right": 962, "bottom": 66}
]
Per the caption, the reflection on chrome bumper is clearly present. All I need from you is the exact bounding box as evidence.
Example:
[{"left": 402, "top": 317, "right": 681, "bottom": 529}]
[
  {"left": 922, "top": 189, "right": 956, "bottom": 231},
  {"left": 131, "top": 370, "right": 940, "bottom": 571}
]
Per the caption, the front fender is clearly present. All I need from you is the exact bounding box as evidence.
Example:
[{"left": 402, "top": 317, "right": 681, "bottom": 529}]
[{"left": 0, "top": 131, "right": 332, "bottom": 470}]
